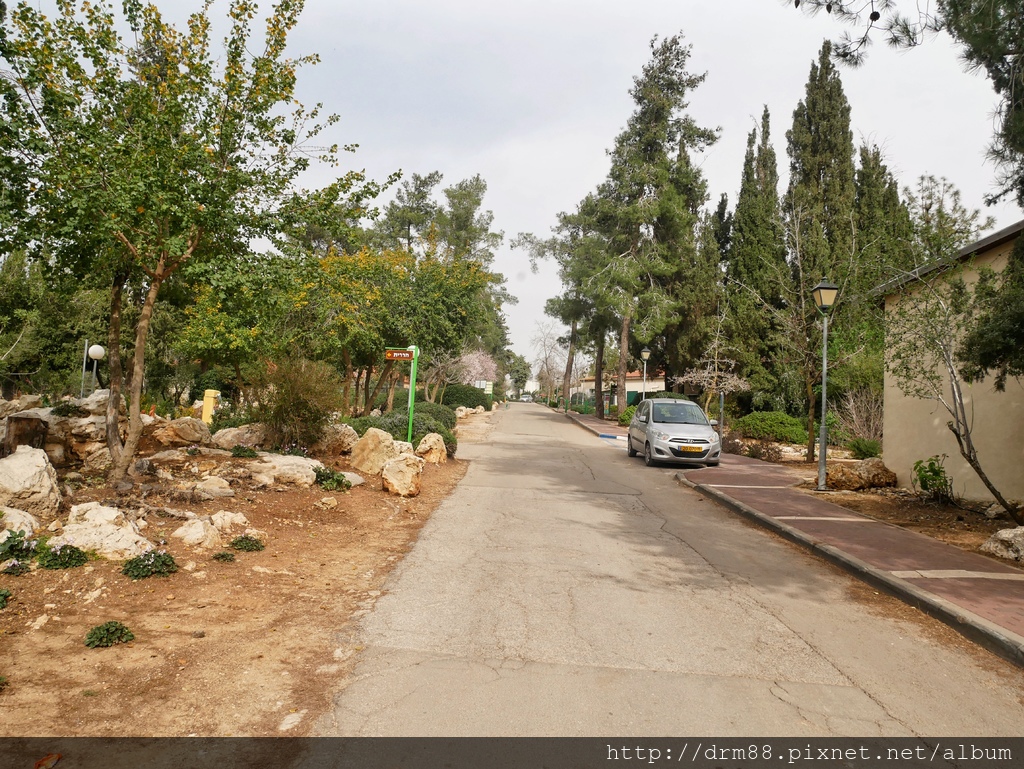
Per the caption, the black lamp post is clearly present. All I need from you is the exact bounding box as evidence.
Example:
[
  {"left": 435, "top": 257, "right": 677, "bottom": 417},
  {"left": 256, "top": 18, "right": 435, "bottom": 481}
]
[
  {"left": 811, "top": 278, "right": 839, "bottom": 491},
  {"left": 640, "top": 347, "right": 651, "bottom": 402}
]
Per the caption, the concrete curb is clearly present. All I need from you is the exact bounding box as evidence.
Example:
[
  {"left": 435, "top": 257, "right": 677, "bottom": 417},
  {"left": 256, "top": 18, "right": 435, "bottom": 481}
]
[{"left": 674, "top": 472, "right": 1024, "bottom": 669}]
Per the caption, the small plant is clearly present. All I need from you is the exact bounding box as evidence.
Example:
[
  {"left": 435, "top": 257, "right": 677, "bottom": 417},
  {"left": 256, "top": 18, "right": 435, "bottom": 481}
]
[
  {"left": 122, "top": 550, "right": 178, "bottom": 579},
  {"left": 732, "top": 411, "right": 807, "bottom": 444},
  {"left": 1, "top": 560, "right": 30, "bottom": 576},
  {"left": 315, "top": 466, "right": 352, "bottom": 492},
  {"left": 618, "top": 404, "right": 637, "bottom": 426},
  {"left": 185, "top": 445, "right": 201, "bottom": 456},
  {"left": 85, "top": 621, "right": 135, "bottom": 648},
  {"left": 0, "top": 676, "right": 7, "bottom": 692},
  {"left": 913, "top": 454, "right": 955, "bottom": 504},
  {"left": 848, "top": 437, "right": 882, "bottom": 460},
  {"left": 212, "top": 551, "right": 236, "bottom": 563},
  {"left": 280, "top": 442, "right": 309, "bottom": 457},
  {"left": 746, "top": 440, "right": 782, "bottom": 463},
  {"left": 230, "top": 445, "right": 259, "bottom": 458},
  {"left": 0, "top": 530, "right": 37, "bottom": 561},
  {"left": 230, "top": 535, "right": 265, "bottom": 552},
  {"left": 51, "top": 401, "right": 87, "bottom": 418},
  {"left": 37, "top": 543, "right": 88, "bottom": 570},
  {"left": 0, "top": 588, "right": 11, "bottom": 609}
]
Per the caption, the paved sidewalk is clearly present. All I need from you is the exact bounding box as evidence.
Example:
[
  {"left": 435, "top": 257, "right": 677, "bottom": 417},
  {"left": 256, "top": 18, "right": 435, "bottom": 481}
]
[{"left": 564, "top": 410, "right": 1024, "bottom": 667}]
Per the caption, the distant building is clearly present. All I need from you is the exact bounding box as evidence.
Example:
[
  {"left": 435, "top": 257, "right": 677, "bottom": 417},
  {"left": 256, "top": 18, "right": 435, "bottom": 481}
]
[
  {"left": 880, "top": 218, "right": 1024, "bottom": 503},
  {"left": 578, "top": 371, "right": 666, "bottom": 407}
]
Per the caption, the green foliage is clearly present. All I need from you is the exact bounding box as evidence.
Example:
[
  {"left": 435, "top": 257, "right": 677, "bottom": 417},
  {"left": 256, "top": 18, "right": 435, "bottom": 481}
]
[
  {"left": 230, "top": 535, "right": 265, "bottom": 552},
  {"left": 399, "top": 401, "right": 457, "bottom": 431},
  {"left": 1, "top": 561, "right": 30, "bottom": 576},
  {"left": 315, "top": 466, "right": 352, "bottom": 492},
  {"left": 618, "top": 404, "right": 637, "bottom": 426},
  {"left": 649, "top": 392, "right": 691, "bottom": 400},
  {"left": 440, "top": 383, "right": 492, "bottom": 410},
  {"left": 122, "top": 550, "right": 178, "bottom": 580},
  {"left": 37, "top": 544, "right": 88, "bottom": 570},
  {"left": 230, "top": 445, "right": 259, "bottom": 459},
  {"left": 212, "top": 551, "right": 236, "bottom": 563},
  {"left": 847, "top": 437, "right": 882, "bottom": 459},
  {"left": 0, "top": 588, "right": 11, "bottom": 610},
  {"left": 210, "top": 401, "right": 255, "bottom": 433},
  {"left": 732, "top": 411, "right": 807, "bottom": 444},
  {"left": 51, "top": 401, "right": 87, "bottom": 418},
  {"left": 249, "top": 357, "right": 345, "bottom": 449},
  {"left": 569, "top": 402, "right": 594, "bottom": 415},
  {"left": 0, "top": 530, "right": 36, "bottom": 561},
  {"left": 912, "top": 455, "right": 955, "bottom": 504},
  {"left": 378, "top": 411, "right": 458, "bottom": 458},
  {"left": 85, "top": 621, "right": 135, "bottom": 648}
]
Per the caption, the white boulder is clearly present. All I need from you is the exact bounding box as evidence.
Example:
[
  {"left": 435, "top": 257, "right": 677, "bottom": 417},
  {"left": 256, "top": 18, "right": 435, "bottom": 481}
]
[
  {"left": 211, "top": 510, "right": 249, "bottom": 533},
  {"left": 172, "top": 519, "right": 222, "bottom": 550},
  {"left": 50, "top": 501, "right": 151, "bottom": 559},
  {"left": 382, "top": 454, "right": 425, "bottom": 497},
  {"left": 981, "top": 527, "right": 1024, "bottom": 563},
  {"left": 349, "top": 428, "right": 403, "bottom": 476},
  {"left": 212, "top": 424, "right": 267, "bottom": 450},
  {"left": 251, "top": 454, "right": 320, "bottom": 487},
  {"left": 312, "top": 423, "right": 360, "bottom": 455},
  {"left": 0, "top": 446, "right": 62, "bottom": 517},
  {"left": 149, "top": 417, "right": 212, "bottom": 448},
  {"left": 1, "top": 506, "right": 41, "bottom": 535},
  {"left": 415, "top": 433, "right": 447, "bottom": 464}
]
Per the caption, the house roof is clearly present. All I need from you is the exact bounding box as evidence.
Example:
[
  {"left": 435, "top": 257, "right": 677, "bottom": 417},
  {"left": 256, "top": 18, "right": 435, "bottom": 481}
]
[{"left": 872, "top": 217, "right": 1024, "bottom": 298}]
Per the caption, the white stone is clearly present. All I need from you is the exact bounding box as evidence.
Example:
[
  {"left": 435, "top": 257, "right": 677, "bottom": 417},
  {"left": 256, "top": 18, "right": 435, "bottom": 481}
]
[
  {"left": 212, "top": 424, "right": 267, "bottom": 450},
  {"left": 980, "top": 527, "right": 1024, "bottom": 562},
  {"left": 67, "top": 502, "right": 125, "bottom": 527},
  {"left": 454, "top": 406, "right": 471, "bottom": 419},
  {"left": 49, "top": 509, "right": 151, "bottom": 559},
  {"left": 415, "top": 433, "right": 448, "bottom": 464},
  {"left": 343, "top": 472, "right": 365, "bottom": 488},
  {"left": 251, "top": 455, "right": 319, "bottom": 487},
  {"left": 171, "top": 519, "right": 222, "bottom": 549},
  {"left": 1, "top": 506, "right": 41, "bottom": 535},
  {"left": 149, "top": 417, "right": 212, "bottom": 448},
  {"left": 349, "top": 428, "right": 402, "bottom": 476},
  {"left": 196, "top": 476, "right": 235, "bottom": 498},
  {"left": 382, "top": 454, "right": 425, "bottom": 497},
  {"left": 0, "top": 446, "right": 62, "bottom": 517},
  {"left": 474, "top": 406, "right": 485, "bottom": 414},
  {"left": 312, "top": 422, "right": 360, "bottom": 455},
  {"left": 0, "top": 394, "right": 42, "bottom": 419},
  {"left": 211, "top": 510, "right": 249, "bottom": 533}
]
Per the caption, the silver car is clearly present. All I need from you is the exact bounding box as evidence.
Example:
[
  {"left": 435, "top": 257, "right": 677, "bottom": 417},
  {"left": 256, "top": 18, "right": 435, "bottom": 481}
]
[{"left": 627, "top": 398, "right": 721, "bottom": 467}]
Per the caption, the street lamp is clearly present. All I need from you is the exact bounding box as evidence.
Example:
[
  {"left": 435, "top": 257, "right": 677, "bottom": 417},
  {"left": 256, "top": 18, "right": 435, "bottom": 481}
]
[
  {"left": 811, "top": 278, "right": 839, "bottom": 491},
  {"left": 88, "top": 344, "right": 106, "bottom": 395},
  {"left": 640, "top": 347, "right": 651, "bottom": 402}
]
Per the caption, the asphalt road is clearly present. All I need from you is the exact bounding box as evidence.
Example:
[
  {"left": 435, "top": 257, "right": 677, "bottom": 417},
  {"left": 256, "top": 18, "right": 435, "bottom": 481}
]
[{"left": 313, "top": 404, "right": 1024, "bottom": 736}]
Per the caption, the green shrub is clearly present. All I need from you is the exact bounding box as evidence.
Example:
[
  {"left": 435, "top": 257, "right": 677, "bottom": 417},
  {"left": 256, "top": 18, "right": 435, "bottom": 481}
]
[
  {"left": 569, "top": 403, "right": 594, "bottom": 415},
  {"left": 211, "top": 401, "right": 254, "bottom": 432},
  {"left": 248, "top": 357, "right": 345, "bottom": 449},
  {"left": 848, "top": 437, "right": 881, "bottom": 459},
  {"left": 122, "top": 550, "right": 178, "bottom": 580},
  {"left": 1, "top": 561, "right": 30, "bottom": 576},
  {"left": 85, "top": 621, "right": 134, "bottom": 648},
  {"left": 230, "top": 445, "right": 259, "bottom": 458},
  {"left": 315, "top": 466, "right": 352, "bottom": 492},
  {"left": 440, "top": 383, "right": 492, "bottom": 411},
  {"left": 0, "top": 588, "right": 11, "bottom": 609},
  {"left": 37, "top": 544, "right": 88, "bottom": 570},
  {"left": 732, "top": 411, "right": 807, "bottom": 444},
  {"left": 913, "top": 455, "right": 955, "bottom": 503},
  {"left": 51, "top": 401, "right": 87, "bottom": 418},
  {"left": 0, "top": 530, "right": 37, "bottom": 562},
  {"left": 230, "top": 535, "right": 265, "bottom": 552},
  {"left": 212, "top": 551, "right": 236, "bottom": 563},
  {"left": 399, "top": 401, "right": 457, "bottom": 431},
  {"left": 618, "top": 405, "right": 637, "bottom": 426},
  {"left": 377, "top": 411, "right": 458, "bottom": 458}
]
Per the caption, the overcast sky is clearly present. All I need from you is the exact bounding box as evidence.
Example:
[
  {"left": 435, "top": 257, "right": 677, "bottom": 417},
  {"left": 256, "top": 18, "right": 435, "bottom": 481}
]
[{"left": 281, "top": 0, "right": 1022, "bottom": 363}]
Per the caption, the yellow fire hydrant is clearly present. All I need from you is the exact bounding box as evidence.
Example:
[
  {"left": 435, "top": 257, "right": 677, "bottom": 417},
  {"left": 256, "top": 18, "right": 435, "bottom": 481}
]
[{"left": 201, "top": 389, "right": 220, "bottom": 425}]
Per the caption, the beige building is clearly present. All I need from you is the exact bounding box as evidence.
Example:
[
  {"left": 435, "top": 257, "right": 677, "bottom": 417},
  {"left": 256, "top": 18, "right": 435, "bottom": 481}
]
[{"left": 882, "top": 219, "right": 1024, "bottom": 503}]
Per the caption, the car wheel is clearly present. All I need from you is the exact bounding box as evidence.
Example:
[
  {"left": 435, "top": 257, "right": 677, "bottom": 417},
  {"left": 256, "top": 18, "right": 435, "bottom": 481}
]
[
  {"left": 627, "top": 436, "right": 637, "bottom": 457},
  {"left": 644, "top": 442, "right": 655, "bottom": 467}
]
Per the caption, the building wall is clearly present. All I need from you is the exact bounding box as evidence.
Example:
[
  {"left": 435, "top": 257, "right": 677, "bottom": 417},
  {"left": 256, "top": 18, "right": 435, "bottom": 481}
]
[{"left": 883, "top": 241, "right": 1024, "bottom": 503}]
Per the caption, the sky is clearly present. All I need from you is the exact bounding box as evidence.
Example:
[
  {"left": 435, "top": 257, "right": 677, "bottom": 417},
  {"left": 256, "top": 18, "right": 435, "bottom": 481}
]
[{"left": 279, "top": 0, "right": 1022, "bottom": 364}]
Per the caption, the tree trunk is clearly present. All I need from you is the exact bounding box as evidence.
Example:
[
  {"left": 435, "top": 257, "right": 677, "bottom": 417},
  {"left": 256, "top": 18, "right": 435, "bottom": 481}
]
[
  {"left": 363, "top": 364, "right": 373, "bottom": 413},
  {"left": 109, "top": 277, "right": 163, "bottom": 483},
  {"left": 366, "top": 361, "right": 394, "bottom": 413},
  {"left": 341, "top": 349, "right": 353, "bottom": 416},
  {"left": 353, "top": 368, "right": 364, "bottom": 415},
  {"left": 594, "top": 334, "right": 605, "bottom": 420},
  {"left": 617, "top": 313, "right": 631, "bottom": 413},
  {"left": 561, "top": 320, "right": 577, "bottom": 412},
  {"left": 104, "top": 276, "right": 127, "bottom": 467}
]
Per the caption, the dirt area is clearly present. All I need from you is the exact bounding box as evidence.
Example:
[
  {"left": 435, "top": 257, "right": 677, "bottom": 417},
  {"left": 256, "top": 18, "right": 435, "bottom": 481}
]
[{"left": 0, "top": 417, "right": 498, "bottom": 737}]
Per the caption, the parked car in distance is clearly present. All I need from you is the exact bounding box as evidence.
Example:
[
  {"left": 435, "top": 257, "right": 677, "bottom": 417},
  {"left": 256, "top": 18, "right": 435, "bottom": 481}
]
[
  {"left": 627, "top": 398, "right": 721, "bottom": 467},
  {"left": 519, "top": 394, "right": 533, "bottom": 402}
]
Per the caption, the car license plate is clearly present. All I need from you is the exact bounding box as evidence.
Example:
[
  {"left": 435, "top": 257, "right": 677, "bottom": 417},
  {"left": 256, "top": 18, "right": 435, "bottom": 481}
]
[{"left": 678, "top": 445, "right": 704, "bottom": 453}]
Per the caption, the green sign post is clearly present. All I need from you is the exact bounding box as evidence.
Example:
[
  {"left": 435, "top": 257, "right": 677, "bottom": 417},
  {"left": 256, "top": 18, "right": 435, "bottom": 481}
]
[{"left": 385, "top": 346, "right": 419, "bottom": 443}]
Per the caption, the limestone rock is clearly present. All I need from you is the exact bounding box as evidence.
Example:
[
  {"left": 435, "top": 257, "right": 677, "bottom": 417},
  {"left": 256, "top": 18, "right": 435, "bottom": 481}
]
[
  {"left": 349, "top": 428, "right": 402, "bottom": 476},
  {"left": 77, "top": 441, "right": 112, "bottom": 473},
  {"left": 195, "top": 476, "right": 235, "bottom": 498},
  {"left": 0, "top": 394, "right": 42, "bottom": 419},
  {"left": 382, "top": 454, "right": 424, "bottom": 497},
  {"left": 1, "top": 506, "right": 41, "bottom": 535},
  {"left": 415, "top": 432, "right": 447, "bottom": 464},
  {"left": 250, "top": 454, "right": 320, "bottom": 487},
  {"left": 211, "top": 510, "right": 249, "bottom": 533},
  {"left": 172, "top": 519, "right": 222, "bottom": 549},
  {"left": 343, "top": 472, "right": 365, "bottom": 488},
  {"left": 394, "top": 440, "right": 414, "bottom": 455},
  {"left": 980, "top": 527, "right": 1024, "bottom": 562},
  {"left": 80, "top": 389, "right": 123, "bottom": 417},
  {"left": 312, "top": 423, "right": 360, "bottom": 455},
  {"left": 149, "top": 417, "right": 212, "bottom": 448},
  {"left": 825, "top": 458, "right": 897, "bottom": 491},
  {"left": 0, "top": 446, "right": 62, "bottom": 517},
  {"left": 454, "top": 406, "right": 471, "bottom": 419},
  {"left": 474, "top": 406, "right": 485, "bottom": 414},
  {"left": 212, "top": 424, "right": 267, "bottom": 451},
  {"left": 50, "top": 501, "right": 151, "bottom": 559}
]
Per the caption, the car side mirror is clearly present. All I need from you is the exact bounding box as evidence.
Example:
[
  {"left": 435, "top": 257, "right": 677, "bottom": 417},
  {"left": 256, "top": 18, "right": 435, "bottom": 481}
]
[
  {"left": 710, "top": 419, "right": 719, "bottom": 427},
  {"left": 638, "top": 414, "right": 648, "bottom": 423}
]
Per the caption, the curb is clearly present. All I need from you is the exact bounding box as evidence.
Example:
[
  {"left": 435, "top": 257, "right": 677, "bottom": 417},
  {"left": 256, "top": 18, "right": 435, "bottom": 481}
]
[{"left": 674, "top": 472, "right": 1024, "bottom": 669}]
